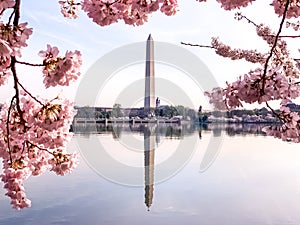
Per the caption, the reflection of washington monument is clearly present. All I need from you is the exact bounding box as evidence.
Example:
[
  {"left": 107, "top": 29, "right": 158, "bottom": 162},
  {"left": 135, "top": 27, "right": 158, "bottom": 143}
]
[
  {"left": 144, "top": 35, "right": 156, "bottom": 210},
  {"left": 144, "top": 126, "right": 155, "bottom": 210}
]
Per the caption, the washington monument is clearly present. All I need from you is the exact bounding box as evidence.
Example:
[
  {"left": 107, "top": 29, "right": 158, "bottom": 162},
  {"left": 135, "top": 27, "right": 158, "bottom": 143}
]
[{"left": 144, "top": 34, "right": 155, "bottom": 115}]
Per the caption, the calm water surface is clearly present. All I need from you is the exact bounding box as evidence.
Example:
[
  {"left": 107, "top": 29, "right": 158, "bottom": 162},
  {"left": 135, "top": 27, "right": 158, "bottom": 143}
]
[{"left": 0, "top": 124, "right": 300, "bottom": 225}]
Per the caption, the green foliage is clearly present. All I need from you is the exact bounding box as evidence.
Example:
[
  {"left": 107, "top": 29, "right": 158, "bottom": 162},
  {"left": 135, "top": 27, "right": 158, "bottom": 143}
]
[{"left": 111, "top": 104, "right": 123, "bottom": 118}]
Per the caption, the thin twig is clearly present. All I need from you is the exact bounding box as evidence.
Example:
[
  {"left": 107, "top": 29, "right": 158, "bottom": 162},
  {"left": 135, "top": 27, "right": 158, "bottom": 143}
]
[
  {"left": 15, "top": 60, "right": 44, "bottom": 67},
  {"left": 7, "top": 7, "right": 16, "bottom": 25},
  {"left": 266, "top": 102, "right": 282, "bottom": 122},
  {"left": 235, "top": 12, "right": 259, "bottom": 27},
  {"left": 17, "top": 80, "right": 44, "bottom": 106},
  {"left": 26, "top": 141, "right": 54, "bottom": 155},
  {"left": 181, "top": 42, "right": 214, "bottom": 49}
]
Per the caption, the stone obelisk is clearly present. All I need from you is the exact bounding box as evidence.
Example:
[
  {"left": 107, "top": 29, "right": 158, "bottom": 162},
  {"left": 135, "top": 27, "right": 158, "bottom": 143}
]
[{"left": 144, "top": 34, "right": 155, "bottom": 116}]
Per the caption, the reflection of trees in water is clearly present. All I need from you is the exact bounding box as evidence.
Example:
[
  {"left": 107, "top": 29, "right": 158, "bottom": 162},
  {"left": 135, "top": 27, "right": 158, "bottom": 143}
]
[
  {"left": 73, "top": 123, "right": 269, "bottom": 138},
  {"left": 112, "top": 126, "right": 122, "bottom": 139},
  {"left": 206, "top": 123, "right": 267, "bottom": 137}
]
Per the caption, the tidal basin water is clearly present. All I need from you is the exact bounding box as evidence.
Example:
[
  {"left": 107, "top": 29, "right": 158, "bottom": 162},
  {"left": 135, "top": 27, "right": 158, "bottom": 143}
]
[{"left": 1, "top": 123, "right": 300, "bottom": 225}]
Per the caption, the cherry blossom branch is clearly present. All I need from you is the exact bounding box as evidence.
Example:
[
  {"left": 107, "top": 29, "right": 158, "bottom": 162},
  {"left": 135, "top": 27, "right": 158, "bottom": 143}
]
[
  {"left": 261, "top": 0, "right": 290, "bottom": 95},
  {"left": 181, "top": 40, "right": 266, "bottom": 64},
  {"left": 15, "top": 60, "right": 44, "bottom": 67}
]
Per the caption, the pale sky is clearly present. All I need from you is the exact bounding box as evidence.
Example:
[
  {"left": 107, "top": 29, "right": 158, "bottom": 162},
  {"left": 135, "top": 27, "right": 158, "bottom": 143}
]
[{"left": 1, "top": 0, "right": 299, "bottom": 109}]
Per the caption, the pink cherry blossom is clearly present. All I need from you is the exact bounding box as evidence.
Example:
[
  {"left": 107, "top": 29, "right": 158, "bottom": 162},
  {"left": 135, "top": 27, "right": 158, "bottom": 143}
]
[
  {"left": 1, "top": 168, "right": 31, "bottom": 210},
  {"left": 39, "top": 45, "right": 82, "bottom": 88},
  {"left": 50, "top": 151, "right": 79, "bottom": 176},
  {"left": 0, "top": 22, "right": 32, "bottom": 57},
  {"left": 262, "top": 106, "right": 300, "bottom": 142},
  {"left": 0, "top": 0, "right": 15, "bottom": 13},
  {"left": 271, "top": 0, "right": 300, "bottom": 19},
  {"left": 81, "top": 0, "right": 178, "bottom": 26},
  {"left": 197, "top": 0, "right": 255, "bottom": 10},
  {"left": 0, "top": 39, "right": 12, "bottom": 85},
  {"left": 59, "top": 0, "right": 80, "bottom": 19},
  {"left": 211, "top": 37, "right": 266, "bottom": 64},
  {"left": 0, "top": 93, "right": 79, "bottom": 208}
]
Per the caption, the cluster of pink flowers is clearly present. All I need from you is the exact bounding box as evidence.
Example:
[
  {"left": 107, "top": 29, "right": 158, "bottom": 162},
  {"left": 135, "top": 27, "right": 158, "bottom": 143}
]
[
  {"left": 256, "top": 23, "right": 300, "bottom": 79},
  {"left": 271, "top": 0, "right": 300, "bottom": 19},
  {"left": 198, "top": 1, "right": 300, "bottom": 19},
  {"left": 211, "top": 37, "right": 266, "bottom": 64},
  {"left": 0, "top": 39, "right": 12, "bottom": 85},
  {"left": 286, "top": 20, "right": 300, "bottom": 30},
  {"left": 263, "top": 106, "right": 300, "bottom": 142},
  {"left": 204, "top": 87, "right": 228, "bottom": 110},
  {"left": 39, "top": 44, "right": 82, "bottom": 88},
  {"left": 206, "top": 66, "right": 300, "bottom": 110},
  {"left": 0, "top": 0, "right": 83, "bottom": 209},
  {"left": 0, "top": 22, "right": 32, "bottom": 84},
  {"left": 197, "top": 0, "right": 255, "bottom": 10},
  {"left": 203, "top": 10, "right": 300, "bottom": 143},
  {"left": 1, "top": 168, "right": 31, "bottom": 210},
  {"left": 0, "top": 22, "right": 33, "bottom": 57},
  {"left": 59, "top": 0, "right": 80, "bottom": 19},
  {"left": 50, "top": 150, "right": 79, "bottom": 175},
  {"left": 80, "top": 0, "right": 178, "bottom": 26},
  {"left": 0, "top": 94, "right": 79, "bottom": 209},
  {"left": 224, "top": 68, "right": 300, "bottom": 108},
  {"left": 0, "top": 0, "right": 15, "bottom": 13},
  {"left": 256, "top": 23, "right": 277, "bottom": 45}
]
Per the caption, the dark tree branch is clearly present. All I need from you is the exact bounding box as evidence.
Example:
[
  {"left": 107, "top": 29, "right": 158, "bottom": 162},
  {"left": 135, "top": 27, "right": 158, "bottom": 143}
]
[
  {"left": 13, "top": 0, "right": 20, "bottom": 26},
  {"left": 0, "top": 9, "right": 5, "bottom": 16},
  {"left": 279, "top": 35, "right": 300, "bottom": 38},
  {"left": 11, "top": 57, "right": 25, "bottom": 121},
  {"left": 7, "top": 6, "right": 16, "bottom": 25},
  {"left": 260, "top": 34, "right": 300, "bottom": 38},
  {"left": 260, "top": 0, "right": 290, "bottom": 95}
]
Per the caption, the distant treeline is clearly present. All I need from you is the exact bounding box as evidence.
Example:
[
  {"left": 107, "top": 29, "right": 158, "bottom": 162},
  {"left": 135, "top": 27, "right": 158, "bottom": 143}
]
[{"left": 74, "top": 104, "right": 295, "bottom": 120}]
